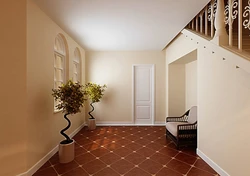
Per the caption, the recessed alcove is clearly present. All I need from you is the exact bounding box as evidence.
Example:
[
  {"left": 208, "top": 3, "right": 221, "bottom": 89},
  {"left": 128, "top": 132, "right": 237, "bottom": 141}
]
[{"left": 168, "top": 50, "right": 197, "bottom": 116}]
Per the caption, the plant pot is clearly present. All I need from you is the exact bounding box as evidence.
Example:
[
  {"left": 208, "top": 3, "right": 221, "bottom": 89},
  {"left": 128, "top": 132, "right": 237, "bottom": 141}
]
[
  {"left": 59, "top": 140, "right": 75, "bottom": 163},
  {"left": 88, "top": 118, "right": 96, "bottom": 130}
]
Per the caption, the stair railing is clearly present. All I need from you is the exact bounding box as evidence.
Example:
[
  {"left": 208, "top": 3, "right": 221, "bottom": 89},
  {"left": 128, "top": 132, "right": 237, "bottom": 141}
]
[{"left": 186, "top": 0, "right": 250, "bottom": 55}]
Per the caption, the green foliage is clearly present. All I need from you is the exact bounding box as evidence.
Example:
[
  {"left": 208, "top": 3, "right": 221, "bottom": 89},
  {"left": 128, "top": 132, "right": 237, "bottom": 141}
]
[
  {"left": 84, "top": 82, "right": 107, "bottom": 103},
  {"left": 52, "top": 80, "right": 85, "bottom": 114}
]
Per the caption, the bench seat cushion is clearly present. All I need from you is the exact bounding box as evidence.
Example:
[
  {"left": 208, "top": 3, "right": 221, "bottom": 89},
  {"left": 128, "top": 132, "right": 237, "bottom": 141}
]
[{"left": 166, "top": 122, "right": 188, "bottom": 137}]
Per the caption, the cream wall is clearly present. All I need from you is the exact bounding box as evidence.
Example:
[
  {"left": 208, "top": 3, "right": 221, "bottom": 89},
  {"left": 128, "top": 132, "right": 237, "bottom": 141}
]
[
  {"left": 168, "top": 64, "right": 185, "bottom": 116},
  {"left": 86, "top": 51, "right": 166, "bottom": 124},
  {"left": 185, "top": 60, "right": 197, "bottom": 110},
  {"left": 26, "top": 0, "right": 85, "bottom": 171},
  {"left": 166, "top": 30, "right": 250, "bottom": 175},
  {"left": 0, "top": 1, "right": 27, "bottom": 175}
]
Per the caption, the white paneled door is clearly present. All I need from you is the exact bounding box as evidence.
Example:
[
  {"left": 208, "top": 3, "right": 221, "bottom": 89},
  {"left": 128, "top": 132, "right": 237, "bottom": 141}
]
[{"left": 133, "top": 64, "right": 154, "bottom": 125}]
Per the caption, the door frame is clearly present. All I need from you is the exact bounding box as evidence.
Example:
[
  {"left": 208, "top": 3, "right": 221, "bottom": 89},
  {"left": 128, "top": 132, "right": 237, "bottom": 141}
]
[{"left": 132, "top": 64, "right": 155, "bottom": 125}]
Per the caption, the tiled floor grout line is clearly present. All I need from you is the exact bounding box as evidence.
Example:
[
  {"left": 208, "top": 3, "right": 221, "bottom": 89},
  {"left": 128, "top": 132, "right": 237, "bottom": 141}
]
[{"left": 34, "top": 126, "right": 218, "bottom": 176}]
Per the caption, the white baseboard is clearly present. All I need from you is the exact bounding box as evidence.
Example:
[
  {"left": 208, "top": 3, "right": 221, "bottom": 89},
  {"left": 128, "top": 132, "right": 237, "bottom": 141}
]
[
  {"left": 17, "top": 123, "right": 85, "bottom": 176},
  {"left": 196, "top": 148, "right": 229, "bottom": 176},
  {"left": 94, "top": 121, "right": 165, "bottom": 126}
]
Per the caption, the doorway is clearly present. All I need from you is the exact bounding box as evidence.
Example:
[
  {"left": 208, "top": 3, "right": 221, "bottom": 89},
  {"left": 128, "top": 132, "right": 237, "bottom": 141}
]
[{"left": 132, "top": 64, "right": 155, "bottom": 125}]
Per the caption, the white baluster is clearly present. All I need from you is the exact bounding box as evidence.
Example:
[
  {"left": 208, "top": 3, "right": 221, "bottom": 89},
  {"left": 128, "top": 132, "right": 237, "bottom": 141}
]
[
  {"left": 200, "top": 10, "right": 204, "bottom": 33},
  {"left": 212, "top": 0, "right": 229, "bottom": 45},
  {"left": 238, "top": 0, "right": 242, "bottom": 51},
  {"left": 196, "top": 16, "right": 199, "bottom": 31},
  {"left": 205, "top": 6, "right": 208, "bottom": 36},
  {"left": 208, "top": 0, "right": 217, "bottom": 37},
  {"left": 225, "top": 0, "right": 238, "bottom": 47}
]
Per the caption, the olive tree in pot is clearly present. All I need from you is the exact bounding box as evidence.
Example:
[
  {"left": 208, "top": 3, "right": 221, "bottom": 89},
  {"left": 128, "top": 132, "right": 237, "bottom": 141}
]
[
  {"left": 84, "top": 83, "right": 107, "bottom": 130},
  {"left": 52, "top": 80, "right": 85, "bottom": 163}
]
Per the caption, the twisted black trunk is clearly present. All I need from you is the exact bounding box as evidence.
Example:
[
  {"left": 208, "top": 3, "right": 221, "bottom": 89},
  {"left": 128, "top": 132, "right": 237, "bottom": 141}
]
[
  {"left": 60, "top": 113, "right": 73, "bottom": 144},
  {"left": 88, "top": 102, "right": 95, "bottom": 119}
]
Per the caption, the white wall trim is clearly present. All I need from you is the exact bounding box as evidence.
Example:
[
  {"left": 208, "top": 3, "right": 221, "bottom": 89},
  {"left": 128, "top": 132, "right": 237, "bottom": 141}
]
[
  {"left": 197, "top": 149, "right": 230, "bottom": 176},
  {"left": 95, "top": 123, "right": 165, "bottom": 126},
  {"left": 17, "top": 123, "right": 85, "bottom": 176}
]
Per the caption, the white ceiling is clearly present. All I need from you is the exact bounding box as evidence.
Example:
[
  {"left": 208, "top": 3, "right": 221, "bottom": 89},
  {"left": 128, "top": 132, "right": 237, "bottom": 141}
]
[{"left": 33, "top": 0, "right": 210, "bottom": 51}]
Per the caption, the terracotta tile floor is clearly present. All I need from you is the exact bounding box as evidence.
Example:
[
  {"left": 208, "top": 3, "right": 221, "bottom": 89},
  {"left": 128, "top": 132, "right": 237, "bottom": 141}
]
[{"left": 33, "top": 126, "right": 219, "bottom": 176}]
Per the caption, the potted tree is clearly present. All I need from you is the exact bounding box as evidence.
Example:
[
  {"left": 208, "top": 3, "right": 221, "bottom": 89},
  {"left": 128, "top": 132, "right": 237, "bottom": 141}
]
[
  {"left": 52, "top": 80, "right": 85, "bottom": 163},
  {"left": 84, "top": 82, "right": 107, "bottom": 130}
]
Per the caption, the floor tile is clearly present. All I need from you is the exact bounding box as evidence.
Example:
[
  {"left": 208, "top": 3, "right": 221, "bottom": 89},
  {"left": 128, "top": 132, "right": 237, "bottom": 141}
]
[
  {"left": 33, "top": 126, "right": 219, "bottom": 176},
  {"left": 33, "top": 167, "right": 57, "bottom": 176},
  {"left": 82, "top": 159, "right": 107, "bottom": 174},
  {"left": 75, "top": 152, "right": 96, "bottom": 165},
  {"left": 156, "top": 167, "right": 183, "bottom": 176},
  {"left": 74, "top": 145, "right": 87, "bottom": 157},
  {"left": 111, "top": 158, "right": 134, "bottom": 174},
  {"left": 150, "top": 152, "right": 172, "bottom": 165},
  {"left": 99, "top": 153, "right": 121, "bottom": 165},
  {"left": 194, "top": 158, "right": 217, "bottom": 174},
  {"left": 113, "top": 146, "right": 133, "bottom": 157},
  {"left": 125, "top": 153, "right": 146, "bottom": 165},
  {"left": 167, "top": 159, "right": 191, "bottom": 175},
  {"left": 53, "top": 160, "right": 79, "bottom": 175},
  {"left": 124, "top": 167, "right": 151, "bottom": 176},
  {"left": 146, "top": 142, "right": 165, "bottom": 151},
  {"left": 103, "top": 142, "right": 122, "bottom": 150},
  {"left": 175, "top": 152, "right": 197, "bottom": 165},
  {"left": 91, "top": 147, "right": 110, "bottom": 157},
  {"left": 159, "top": 146, "right": 179, "bottom": 157},
  {"left": 136, "top": 147, "right": 155, "bottom": 157},
  {"left": 187, "top": 167, "right": 215, "bottom": 176},
  {"left": 61, "top": 167, "right": 89, "bottom": 176},
  {"left": 93, "top": 167, "right": 120, "bottom": 176},
  {"left": 36, "top": 161, "right": 51, "bottom": 172},
  {"left": 125, "top": 142, "right": 142, "bottom": 151},
  {"left": 82, "top": 143, "right": 100, "bottom": 151},
  {"left": 139, "top": 159, "right": 163, "bottom": 174}
]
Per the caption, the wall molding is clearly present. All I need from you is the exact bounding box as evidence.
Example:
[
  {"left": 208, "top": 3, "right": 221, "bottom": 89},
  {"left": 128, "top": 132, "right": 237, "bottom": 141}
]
[
  {"left": 197, "top": 149, "right": 229, "bottom": 176},
  {"left": 95, "top": 121, "right": 165, "bottom": 126},
  {"left": 17, "top": 123, "right": 85, "bottom": 176}
]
